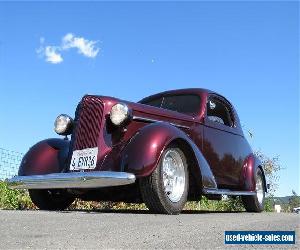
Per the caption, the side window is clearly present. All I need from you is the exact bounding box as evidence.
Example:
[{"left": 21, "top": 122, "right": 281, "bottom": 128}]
[
  {"left": 207, "top": 97, "right": 234, "bottom": 127},
  {"left": 162, "top": 95, "right": 201, "bottom": 115},
  {"left": 141, "top": 94, "right": 201, "bottom": 115}
]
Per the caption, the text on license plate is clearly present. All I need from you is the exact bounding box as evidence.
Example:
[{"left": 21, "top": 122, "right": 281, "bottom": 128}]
[{"left": 70, "top": 147, "right": 98, "bottom": 170}]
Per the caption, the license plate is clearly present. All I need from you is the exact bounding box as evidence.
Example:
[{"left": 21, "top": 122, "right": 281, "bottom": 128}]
[{"left": 70, "top": 147, "right": 98, "bottom": 170}]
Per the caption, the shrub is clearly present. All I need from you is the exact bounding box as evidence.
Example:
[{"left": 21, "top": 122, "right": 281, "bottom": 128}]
[
  {"left": 184, "top": 196, "right": 245, "bottom": 212},
  {"left": 0, "top": 181, "right": 35, "bottom": 210}
]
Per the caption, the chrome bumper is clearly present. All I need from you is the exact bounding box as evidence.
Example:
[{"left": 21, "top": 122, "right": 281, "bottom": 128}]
[{"left": 8, "top": 171, "right": 136, "bottom": 189}]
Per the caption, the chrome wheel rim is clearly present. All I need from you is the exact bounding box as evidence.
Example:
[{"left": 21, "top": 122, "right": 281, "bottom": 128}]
[
  {"left": 256, "top": 174, "right": 264, "bottom": 205},
  {"left": 162, "top": 149, "right": 186, "bottom": 202}
]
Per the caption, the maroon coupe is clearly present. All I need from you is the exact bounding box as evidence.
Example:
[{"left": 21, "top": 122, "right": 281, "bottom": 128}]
[{"left": 9, "top": 88, "right": 267, "bottom": 214}]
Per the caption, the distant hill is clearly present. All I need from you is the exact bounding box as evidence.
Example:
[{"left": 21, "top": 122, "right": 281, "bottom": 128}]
[
  {"left": 272, "top": 196, "right": 293, "bottom": 204},
  {"left": 269, "top": 195, "right": 300, "bottom": 212}
]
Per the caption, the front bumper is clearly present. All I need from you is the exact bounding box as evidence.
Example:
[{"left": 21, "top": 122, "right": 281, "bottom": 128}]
[{"left": 8, "top": 171, "right": 136, "bottom": 189}]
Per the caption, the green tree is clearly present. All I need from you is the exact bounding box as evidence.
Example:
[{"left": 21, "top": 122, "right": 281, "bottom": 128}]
[
  {"left": 288, "top": 190, "right": 300, "bottom": 211},
  {"left": 255, "top": 151, "right": 281, "bottom": 196}
]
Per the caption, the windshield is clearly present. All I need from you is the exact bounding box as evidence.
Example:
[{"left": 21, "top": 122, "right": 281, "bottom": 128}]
[{"left": 140, "top": 94, "right": 201, "bottom": 115}]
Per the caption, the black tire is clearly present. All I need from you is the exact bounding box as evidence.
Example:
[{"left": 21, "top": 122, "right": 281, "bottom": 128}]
[
  {"left": 242, "top": 168, "right": 265, "bottom": 212},
  {"left": 139, "top": 146, "right": 189, "bottom": 215},
  {"left": 29, "top": 189, "right": 75, "bottom": 211}
]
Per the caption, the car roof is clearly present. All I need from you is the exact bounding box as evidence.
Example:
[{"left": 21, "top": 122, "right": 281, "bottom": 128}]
[
  {"left": 140, "top": 88, "right": 243, "bottom": 134},
  {"left": 140, "top": 88, "right": 219, "bottom": 102}
]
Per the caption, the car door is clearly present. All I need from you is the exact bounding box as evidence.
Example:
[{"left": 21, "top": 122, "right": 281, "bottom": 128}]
[{"left": 202, "top": 95, "right": 244, "bottom": 188}]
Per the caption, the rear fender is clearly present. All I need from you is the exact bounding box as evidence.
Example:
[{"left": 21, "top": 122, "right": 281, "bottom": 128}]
[
  {"left": 241, "top": 154, "right": 267, "bottom": 192},
  {"left": 121, "top": 122, "right": 217, "bottom": 189},
  {"left": 18, "top": 138, "right": 70, "bottom": 176}
]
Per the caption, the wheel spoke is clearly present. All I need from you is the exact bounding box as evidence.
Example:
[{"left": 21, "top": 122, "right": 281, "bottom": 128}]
[{"left": 162, "top": 149, "right": 186, "bottom": 202}]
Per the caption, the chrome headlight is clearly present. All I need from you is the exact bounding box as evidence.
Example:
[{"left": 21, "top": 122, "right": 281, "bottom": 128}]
[
  {"left": 110, "top": 103, "right": 131, "bottom": 126},
  {"left": 54, "top": 114, "right": 74, "bottom": 135}
]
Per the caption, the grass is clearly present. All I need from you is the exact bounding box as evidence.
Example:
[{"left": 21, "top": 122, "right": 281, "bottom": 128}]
[{"left": 0, "top": 180, "right": 272, "bottom": 212}]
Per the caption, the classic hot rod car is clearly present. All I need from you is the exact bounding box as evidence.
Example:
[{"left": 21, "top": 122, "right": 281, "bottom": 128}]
[{"left": 9, "top": 88, "right": 267, "bottom": 214}]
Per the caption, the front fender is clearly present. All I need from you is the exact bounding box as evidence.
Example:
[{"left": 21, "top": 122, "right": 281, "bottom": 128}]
[
  {"left": 121, "top": 122, "right": 217, "bottom": 189},
  {"left": 18, "top": 138, "right": 70, "bottom": 176}
]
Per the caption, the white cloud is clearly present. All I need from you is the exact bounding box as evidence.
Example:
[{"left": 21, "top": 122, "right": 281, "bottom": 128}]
[
  {"left": 44, "top": 46, "right": 63, "bottom": 64},
  {"left": 36, "top": 43, "right": 63, "bottom": 64},
  {"left": 62, "top": 33, "right": 99, "bottom": 58},
  {"left": 36, "top": 33, "right": 100, "bottom": 64}
]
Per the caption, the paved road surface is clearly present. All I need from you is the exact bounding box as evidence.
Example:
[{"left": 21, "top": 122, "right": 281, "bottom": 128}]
[{"left": 0, "top": 210, "right": 299, "bottom": 249}]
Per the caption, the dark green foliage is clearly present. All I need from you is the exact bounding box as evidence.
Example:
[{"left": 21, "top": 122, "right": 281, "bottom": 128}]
[{"left": 288, "top": 190, "right": 300, "bottom": 208}]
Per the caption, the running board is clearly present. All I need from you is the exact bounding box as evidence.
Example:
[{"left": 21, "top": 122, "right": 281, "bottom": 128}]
[{"left": 203, "top": 188, "right": 256, "bottom": 196}]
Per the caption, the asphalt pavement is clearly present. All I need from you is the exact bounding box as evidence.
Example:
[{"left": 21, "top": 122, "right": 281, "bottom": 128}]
[{"left": 0, "top": 210, "right": 299, "bottom": 249}]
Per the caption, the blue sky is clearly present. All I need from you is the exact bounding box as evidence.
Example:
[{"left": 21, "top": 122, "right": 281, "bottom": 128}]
[{"left": 0, "top": 1, "right": 298, "bottom": 196}]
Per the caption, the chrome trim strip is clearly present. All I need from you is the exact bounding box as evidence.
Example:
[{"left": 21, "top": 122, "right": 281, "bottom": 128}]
[
  {"left": 8, "top": 171, "right": 136, "bottom": 190},
  {"left": 132, "top": 115, "right": 190, "bottom": 129},
  {"left": 203, "top": 188, "right": 256, "bottom": 196}
]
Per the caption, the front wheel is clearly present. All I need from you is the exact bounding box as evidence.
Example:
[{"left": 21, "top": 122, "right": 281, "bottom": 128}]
[
  {"left": 29, "top": 189, "right": 75, "bottom": 211},
  {"left": 139, "top": 146, "right": 189, "bottom": 215},
  {"left": 242, "top": 168, "right": 265, "bottom": 212}
]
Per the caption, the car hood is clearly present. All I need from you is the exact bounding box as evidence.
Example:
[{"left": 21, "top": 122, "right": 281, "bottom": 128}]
[{"left": 90, "top": 95, "right": 196, "bottom": 125}]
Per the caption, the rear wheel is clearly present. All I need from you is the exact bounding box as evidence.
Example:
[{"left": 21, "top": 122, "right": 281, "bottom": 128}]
[
  {"left": 242, "top": 168, "right": 265, "bottom": 212},
  {"left": 139, "top": 146, "right": 189, "bottom": 215},
  {"left": 29, "top": 189, "right": 75, "bottom": 211}
]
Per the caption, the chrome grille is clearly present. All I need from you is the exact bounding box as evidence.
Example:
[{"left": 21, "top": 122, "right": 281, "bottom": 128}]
[{"left": 72, "top": 96, "right": 104, "bottom": 150}]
